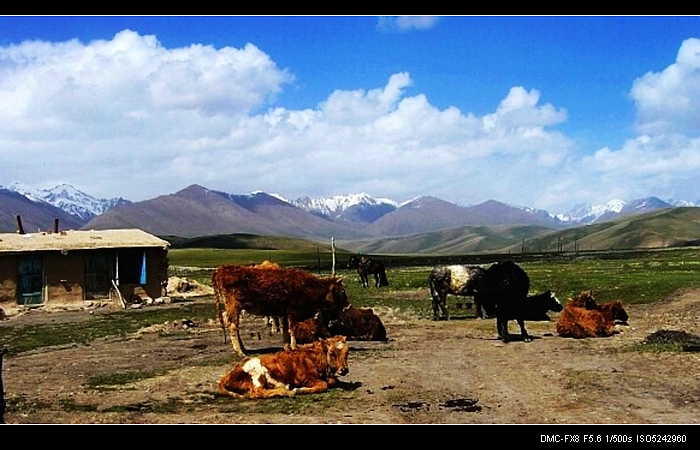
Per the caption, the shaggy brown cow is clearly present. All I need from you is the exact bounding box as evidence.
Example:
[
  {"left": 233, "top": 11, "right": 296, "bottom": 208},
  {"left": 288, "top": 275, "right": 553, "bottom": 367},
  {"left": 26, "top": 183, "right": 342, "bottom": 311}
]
[
  {"left": 217, "top": 336, "right": 350, "bottom": 399},
  {"left": 326, "top": 307, "right": 388, "bottom": 342},
  {"left": 292, "top": 314, "right": 333, "bottom": 344},
  {"left": 556, "top": 305, "right": 616, "bottom": 338},
  {"left": 556, "top": 291, "right": 628, "bottom": 338},
  {"left": 213, "top": 265, "right": 350, "bottom": 356},
  {"left": 293, "top": 307, "right": 388, "bottom": 344}
]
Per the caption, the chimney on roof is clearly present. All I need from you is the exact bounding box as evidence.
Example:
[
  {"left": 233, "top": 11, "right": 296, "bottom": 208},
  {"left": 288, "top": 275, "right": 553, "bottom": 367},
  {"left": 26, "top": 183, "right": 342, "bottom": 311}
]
[
  {"left": 54, "top": 218, "right": 59, "bottom": 234},
  {"left": 16, "top": 215, "right": 25, "bottom": 235}
]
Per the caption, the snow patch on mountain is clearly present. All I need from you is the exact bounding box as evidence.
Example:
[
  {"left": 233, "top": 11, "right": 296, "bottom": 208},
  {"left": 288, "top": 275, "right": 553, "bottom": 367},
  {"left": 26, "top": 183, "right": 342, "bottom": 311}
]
[
  {"left": 1, "top": 182, "right": 129, "bottom": 221},
  {"left": 293, "top": 193, "right": 398, "bottom": 218}
]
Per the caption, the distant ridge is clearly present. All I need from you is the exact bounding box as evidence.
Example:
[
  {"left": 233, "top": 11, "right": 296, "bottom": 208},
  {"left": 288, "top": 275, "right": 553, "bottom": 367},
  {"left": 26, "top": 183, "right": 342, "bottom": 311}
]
[{"left": 2, "top": 183, "right": 698, "bottom": 254}]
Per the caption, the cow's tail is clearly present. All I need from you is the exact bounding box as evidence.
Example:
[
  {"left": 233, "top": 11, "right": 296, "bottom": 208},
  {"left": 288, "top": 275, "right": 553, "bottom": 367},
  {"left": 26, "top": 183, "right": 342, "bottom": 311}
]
[{"left": 212, "top": 271, "right": 228, "bottom": 345}]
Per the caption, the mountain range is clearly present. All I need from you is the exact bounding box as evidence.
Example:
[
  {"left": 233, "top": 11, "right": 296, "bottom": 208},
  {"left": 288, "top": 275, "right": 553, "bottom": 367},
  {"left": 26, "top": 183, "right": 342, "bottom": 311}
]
[{"left": 1, "top": 182, "right": 698, "bottom": 253}]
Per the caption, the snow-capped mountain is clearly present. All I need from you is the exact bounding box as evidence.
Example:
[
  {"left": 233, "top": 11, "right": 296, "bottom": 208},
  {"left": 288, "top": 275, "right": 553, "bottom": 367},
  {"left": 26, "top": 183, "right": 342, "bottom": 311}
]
[
  {"left": 556, "top": 197, "right": 688, "bottom": 225},
  {"left": 293, "top": 193, "right": 398, "bottom": 223},
  {"left": 1, "top": 182, "right": 130, "bottom": 222},
  {"left": 557, "top": 199, "right": 627, "bottom": 224}
]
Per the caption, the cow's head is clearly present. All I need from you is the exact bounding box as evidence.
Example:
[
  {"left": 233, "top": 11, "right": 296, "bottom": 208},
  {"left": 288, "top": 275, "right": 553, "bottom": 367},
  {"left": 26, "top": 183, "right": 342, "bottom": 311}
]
[
  {"left": 608, "top": 300, "right": 629, "bottom": 324},
  {"left": 530, "top": 290, "right": 563, "bottom": 318},
  {"left": 545, "top": 291, "right": 563, "bottom": 312},
  {"left": 326, "top": 278, "right": 351, "bottom": 311},
  {"left": 325, "top": 336, "right": 349, "bottom": 377}
]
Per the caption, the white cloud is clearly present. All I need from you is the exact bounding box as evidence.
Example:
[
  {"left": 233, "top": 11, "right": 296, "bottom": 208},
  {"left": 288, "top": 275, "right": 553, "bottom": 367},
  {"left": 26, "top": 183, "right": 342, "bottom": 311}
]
[
  {"left": 0, "top": 29, "right": 577, "bottom": 210},
  {"left": 377, "top": 16, "right": 439, "bottom": 32},
  {"left": 630, "top": 37, "right": 700, "bottom": 135},
  {"left": 6, "top": 29, "right": 699, "bottom": 214}
]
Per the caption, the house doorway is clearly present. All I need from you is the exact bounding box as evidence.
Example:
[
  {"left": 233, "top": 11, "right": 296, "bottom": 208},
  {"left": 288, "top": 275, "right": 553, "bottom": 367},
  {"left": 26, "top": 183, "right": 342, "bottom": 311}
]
[
  {"left": 85, "top": 253, "right": 111, "bottom": 300},
  {"left": 17, "top": 255, "right": 43, "bottom": 305}
]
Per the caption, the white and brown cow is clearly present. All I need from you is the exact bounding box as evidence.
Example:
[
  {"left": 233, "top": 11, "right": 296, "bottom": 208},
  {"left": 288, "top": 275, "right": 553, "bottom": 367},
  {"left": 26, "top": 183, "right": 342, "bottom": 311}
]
[
  {"left": 213, "top": 265, "right": 350, "bottom": 356},
  {"left": 217, "top": 336, "right": 350, "bottom": 399},
  {"left": 428, "top": 265, "right": 487, "bottom": 320}
]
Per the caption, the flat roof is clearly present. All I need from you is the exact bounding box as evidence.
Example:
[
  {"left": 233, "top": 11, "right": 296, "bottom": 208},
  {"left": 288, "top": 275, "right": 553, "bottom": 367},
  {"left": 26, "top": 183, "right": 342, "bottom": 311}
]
[{"left": 0, "top": 229, "right": 170, "bottom": 253}]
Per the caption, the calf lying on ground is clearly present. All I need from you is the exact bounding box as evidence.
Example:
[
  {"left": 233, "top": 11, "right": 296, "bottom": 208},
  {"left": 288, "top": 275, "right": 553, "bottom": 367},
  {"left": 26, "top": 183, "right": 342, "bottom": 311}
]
[
  {"left": 293, "top": 308, "right": 388, "bottom": 344},
  {"left": 556, "top": 291, "right": 629, "bottom": 338},
  {"left": 218, "top": 336, "right": 350, "bottom": 399}
]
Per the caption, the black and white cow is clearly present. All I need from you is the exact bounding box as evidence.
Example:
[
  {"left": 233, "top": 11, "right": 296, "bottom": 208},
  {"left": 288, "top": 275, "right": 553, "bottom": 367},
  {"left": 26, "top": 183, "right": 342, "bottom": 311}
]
[
  {"left": 428, "top": 265, "right": 487, "bottom": 320},
  {"left": 475, "top": 261, "right": 562, "bottom": 342}
]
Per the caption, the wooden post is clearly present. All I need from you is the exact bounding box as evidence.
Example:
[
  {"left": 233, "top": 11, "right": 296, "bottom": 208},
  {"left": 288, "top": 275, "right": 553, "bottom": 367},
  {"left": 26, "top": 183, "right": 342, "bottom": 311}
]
[
  {"left": 16, "top": 215, "right": 25, "bottom": 235},
  {"left": 331, "top": 237, "right": 336, "bottom": 277}
]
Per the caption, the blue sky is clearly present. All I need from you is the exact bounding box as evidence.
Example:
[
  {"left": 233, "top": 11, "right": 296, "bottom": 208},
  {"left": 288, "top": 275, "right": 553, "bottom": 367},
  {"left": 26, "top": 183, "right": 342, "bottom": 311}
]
[{"left": 1, "top": 16, "right": 699, "bottom": 213}]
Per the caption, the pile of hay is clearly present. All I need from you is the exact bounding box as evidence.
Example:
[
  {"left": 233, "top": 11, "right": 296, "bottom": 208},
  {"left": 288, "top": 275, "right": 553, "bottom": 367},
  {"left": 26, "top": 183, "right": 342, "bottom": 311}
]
[{"left": 166, "top": 276, "right": 214, "bottom": 297}]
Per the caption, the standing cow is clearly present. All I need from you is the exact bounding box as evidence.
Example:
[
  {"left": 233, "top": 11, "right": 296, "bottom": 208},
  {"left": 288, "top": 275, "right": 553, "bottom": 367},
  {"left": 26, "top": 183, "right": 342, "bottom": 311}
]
[
  {"left": 428, "top": 265, "right": 487, "bottom": 320},
  {"left": 213, "top": 265, "right": 350, "bottom": 356},
  {"left": 475, "top": 261, "right": 562, "bottom": 342}
]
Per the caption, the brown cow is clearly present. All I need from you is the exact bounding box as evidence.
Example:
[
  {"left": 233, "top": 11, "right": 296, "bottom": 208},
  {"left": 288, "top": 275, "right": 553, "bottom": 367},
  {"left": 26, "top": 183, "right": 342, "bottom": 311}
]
[
  {"left": 292, "top": 314, "right": 332, "bottom": 344},
  {"left": 292, "top": 308, "right": 388, "bottom": 344},
  {"left": 326, "top": 307, "right": 388, "bottom": 342},
  {"left": 217, "top": 336, "right": 350, "bottom": 399},
  {"left": 213, "top": 265, "right": 350, "bottom": 356},
  {"left": 556, "top": 305, "right": 616, "bottom": 338},
  {"left": 556, "top": 291, "right": 628, "bottom": 338}
]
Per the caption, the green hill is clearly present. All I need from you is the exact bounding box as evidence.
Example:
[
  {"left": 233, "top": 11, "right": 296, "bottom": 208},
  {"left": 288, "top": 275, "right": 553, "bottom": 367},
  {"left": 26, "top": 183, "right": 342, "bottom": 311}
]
[{"left": 512, "top": 207, "right": 700, "bottom": 253}]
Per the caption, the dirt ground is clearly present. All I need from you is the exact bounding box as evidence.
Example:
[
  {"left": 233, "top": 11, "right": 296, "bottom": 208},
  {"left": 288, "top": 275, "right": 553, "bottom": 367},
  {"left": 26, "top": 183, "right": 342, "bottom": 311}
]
[{"left": 2, "top": 288, "right": 700, "bottom": 424}]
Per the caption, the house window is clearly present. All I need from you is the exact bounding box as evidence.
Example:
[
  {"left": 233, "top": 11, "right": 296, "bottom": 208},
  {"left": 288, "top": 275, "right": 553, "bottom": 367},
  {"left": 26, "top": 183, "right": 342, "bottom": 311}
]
[
  {"left": 85, "top": 253, "right": 111, "bottom": 299},
  {"left": 18, "top": 255, "right": 43, "bottom": 305},
  {"left": 118, "top": 249, "right": 147, "bottom": 285}
]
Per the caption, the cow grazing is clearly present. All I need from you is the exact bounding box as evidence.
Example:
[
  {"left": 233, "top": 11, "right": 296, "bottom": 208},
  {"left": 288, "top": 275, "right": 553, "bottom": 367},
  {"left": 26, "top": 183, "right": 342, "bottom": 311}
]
[
  {"left": 428, "top": 265, "right": 487, "bottom": 320},
  {"left": 293, "top": 308, "right": 388, "bottom": 344},
  {"left": 348, "top": 256, "right": 389, "bottom": 288},
  {"left": 213, "top": 265, "right": 350, "bottom": 356},
  {"left": 556, "top": 291, "right": 629, "bottom": 339},
  {"left": 475, "top": 261, "right": 562, "bottom": 342},
  {"left": 218, "top": 336, "right": 350, "bottom": 399}
]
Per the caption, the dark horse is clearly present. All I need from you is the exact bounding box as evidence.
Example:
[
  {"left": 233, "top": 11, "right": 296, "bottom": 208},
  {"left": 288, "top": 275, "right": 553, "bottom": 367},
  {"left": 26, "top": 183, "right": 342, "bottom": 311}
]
[
  {"left": 347, "top": 256, "right": 389, "bottom": 288},
  {"left": 428, "top": 265, "right": 487, "bottom": 320}
]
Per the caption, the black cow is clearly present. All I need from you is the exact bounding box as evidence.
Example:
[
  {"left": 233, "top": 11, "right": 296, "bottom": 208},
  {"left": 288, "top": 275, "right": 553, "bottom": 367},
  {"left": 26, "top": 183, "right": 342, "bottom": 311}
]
[
  {"left": 428, "top": 265, "right": 487, "bottom": 320},
  {"left": 348, "top": 256, "right": 389, "bottom": 288},
  {"left": 475, "top": 261, "right": 562, "bottom": 342}
]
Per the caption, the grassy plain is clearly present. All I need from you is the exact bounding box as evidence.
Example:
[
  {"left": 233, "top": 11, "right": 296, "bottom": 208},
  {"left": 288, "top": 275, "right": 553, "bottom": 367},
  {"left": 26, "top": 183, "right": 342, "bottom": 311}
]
[{"left": 168, "top": 246, "right": 700, "bottom": 313}]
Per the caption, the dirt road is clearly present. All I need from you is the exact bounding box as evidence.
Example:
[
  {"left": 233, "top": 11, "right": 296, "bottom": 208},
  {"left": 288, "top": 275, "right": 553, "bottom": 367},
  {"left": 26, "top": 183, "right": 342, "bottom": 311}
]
[{"left": 2, "top": 289, "right": 700, "bottom": 424}]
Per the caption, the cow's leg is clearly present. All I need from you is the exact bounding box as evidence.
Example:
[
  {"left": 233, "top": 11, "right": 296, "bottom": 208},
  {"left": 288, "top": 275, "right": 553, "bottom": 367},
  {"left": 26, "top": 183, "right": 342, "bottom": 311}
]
[
  {"left": 227, "top": 306, "right": 247, "bottom": 356},
  {"left": 374, "top": 272, "right": 380, "bottom": 288},
  {"left": 474, "top": 302, "right": 485, "bottom": 319},
  {"left": 517, "top": 318, "right": 532, "bottom": 342},
  {"left": 496, "top": 316, "right": 509, "bottom": 342},
  {"left": 281, "top": 316, "right": 294, "bottom": 351},
  {"left": 268, "top": 316, "right": 281, "bottom": 334},
  {"left": 431, "top": 293, "right": 442, "bottom": 320},
  {"left": 293, "top": 380, "right": 330, "bottom": 395}
]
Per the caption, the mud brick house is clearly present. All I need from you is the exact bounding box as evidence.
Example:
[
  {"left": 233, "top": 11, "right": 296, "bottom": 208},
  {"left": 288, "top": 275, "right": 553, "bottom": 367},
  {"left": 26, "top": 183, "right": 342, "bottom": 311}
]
[{"left": 0, "top": 228, "right": 169, "bottom": 309}]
